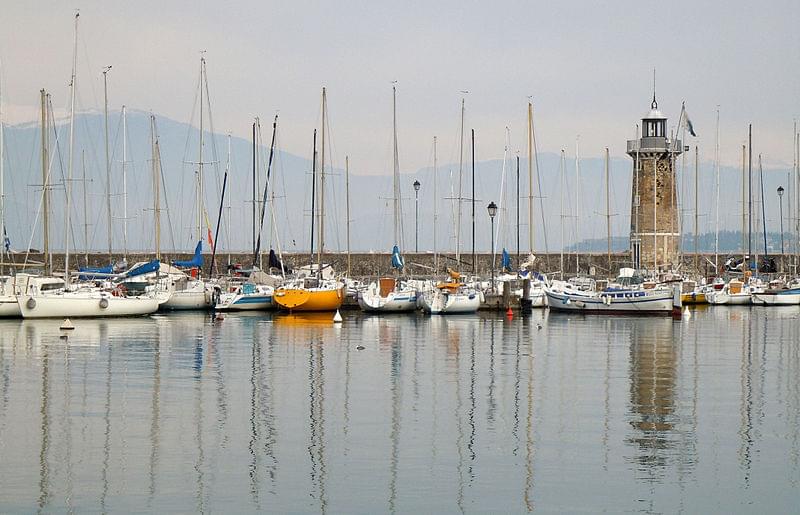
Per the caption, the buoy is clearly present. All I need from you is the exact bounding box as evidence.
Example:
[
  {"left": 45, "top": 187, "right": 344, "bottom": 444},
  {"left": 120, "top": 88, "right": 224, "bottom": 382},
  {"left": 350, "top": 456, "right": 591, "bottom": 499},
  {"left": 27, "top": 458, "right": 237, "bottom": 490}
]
[
  {"left": 356, "top": 345, "right": 365, "bottom": 350},
  {"left": 60, "top": 318, "right": 75, "bottom": 331},
  {"left": 333, "top": 310, "right": 343, "bottom": 323},
  {"left": 506, "top": 307, "right": 514, "bottom": 319}
]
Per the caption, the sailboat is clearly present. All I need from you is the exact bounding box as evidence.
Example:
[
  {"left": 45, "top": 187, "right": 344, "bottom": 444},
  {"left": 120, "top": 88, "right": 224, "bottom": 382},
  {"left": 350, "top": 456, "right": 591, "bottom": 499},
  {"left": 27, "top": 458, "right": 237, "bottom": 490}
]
[
  {"left": 273, "top": 88, "right": 345, "bottom": 312},
  {"left": 19, "top": 14, "right": 160, "bottom": 319},
  {"left": 358, "top": 85, "right": 419, "bottom": 313},
  {"left": 160, "top": 55, "right": 216, "bottom": 311},
  {"left": 419, "top": 269, "right": 483, "bottom": 314}
]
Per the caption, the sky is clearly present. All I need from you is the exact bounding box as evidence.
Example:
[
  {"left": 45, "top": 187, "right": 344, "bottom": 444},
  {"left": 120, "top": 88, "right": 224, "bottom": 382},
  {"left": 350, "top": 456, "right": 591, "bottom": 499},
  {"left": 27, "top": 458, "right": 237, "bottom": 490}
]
[{"left": 1, "top": 0, "right": 799, "bottom": 178}]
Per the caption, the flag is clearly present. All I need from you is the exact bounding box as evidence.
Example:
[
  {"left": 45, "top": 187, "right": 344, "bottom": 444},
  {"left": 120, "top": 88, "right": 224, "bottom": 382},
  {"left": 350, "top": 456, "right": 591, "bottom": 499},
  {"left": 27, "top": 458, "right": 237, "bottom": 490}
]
[
  {"left": 3, "top": 227, "right": 9, "bottom": 252},
  {"left": 207, "top": 227, "right": 214, "bottom": 249},
  {"left": 391, "top": 244, "right": 404, "bottom": 270},
  {"left": 681, "top": 102, "right": 697, "bottom": 137},
  {"left": 501, "top": 248, "right": 511, "bottom": 271}
]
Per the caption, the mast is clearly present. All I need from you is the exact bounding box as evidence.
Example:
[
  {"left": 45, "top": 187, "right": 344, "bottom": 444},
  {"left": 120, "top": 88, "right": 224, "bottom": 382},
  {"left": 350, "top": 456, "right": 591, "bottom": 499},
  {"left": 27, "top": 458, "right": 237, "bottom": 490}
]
[
  {"left": 575, "top": 138, "right": 580, "bottom": 275},
  {"left": 122, "top": 105, "right": 128, "bottom": 261},
  {"left": 252, "top": 121, "right": 257, "bottom": 255},
  {"left": 516, "top": 154, "right": 520, "bottom": 265},
  {"left": 759, "top": 154, "right": 767, "bottom": 260},
  {"left": 225, "top": 133, "right": 231, "bottom": 266},
  {"left": 714, "top": 108, "right": 720, "bottom": 273},
  {"left": 102, "top": 66, "right": 112, "bottom": 260},
  {"left": 0, "top": 59, "right": 4, "bottom": 272},
  {"left": 317, "top": 87, "right": 327, "bottom": 274},
  {"left": 742, "top": 143, "right": 746, "bottom": 265},
  {"left": 82, "top": 150, "right": 88, "bottom": 266},
  {"left": 528, "top": 101, "right": 534, "bottom": 253},
  {"left": 41, "top": 89, "right": 49, "bottom": 275},
  {"left": 456, "top": 96, "right": 465, "bottom": 263},
  {"left": 392, "top": 84, "right": 400, "bottom": 247},
  {"left": 471, "top": 128, "right": 475, "bottom": 274},
  {"left": 208, "top": 129, "right": 230, "bottom": 278},
  {"left": 253, "top": 115, "right": 278, "bottom": 265},
  {"left": 65, "top": 11, "right": 79, "bottom": 282},
  {"left": 433, "top": 136, "right": 438, "bottom": 272},
  {"left": 605, "top": 147, "right": 611, "bottom": 273},
  {"left": 309, "top": 129, "right": 317, "bottom": 266},
  {"left": 694, "top": 145, "right": 699, "bottom": 272},
  {"left": 559, "top": 149, "right": 565, "bottom": 280},
  {"left": 634, "top": 124, "right": 640, "bottom": 270},
  {"left": 748, "top": 124, "right": 753, "bottom": 262},
  {"left": 151, "top": 115, "right": 162, "bottom": 260},
  {"left": 345, "top": 155, "right": 351, "bottom": 278},
  {"left": 197, "top": 56, "right": 206, "bottom": 247}
]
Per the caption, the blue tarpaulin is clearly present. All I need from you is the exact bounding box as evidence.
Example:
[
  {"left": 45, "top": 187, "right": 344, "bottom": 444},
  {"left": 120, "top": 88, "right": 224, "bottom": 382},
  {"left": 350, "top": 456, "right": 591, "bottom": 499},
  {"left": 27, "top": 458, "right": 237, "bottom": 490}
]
[
  {"left": 501, "top": 248, "right": 511, "bottom": 271},
  {"left": 78, "top": 264, "right": 113, "bottom": 281},
  {"left": 126, "top": 259, "right": 160, "bottom": 278},
  {"left": 173, "top": 241, "right": 203, "bottom": 268}
]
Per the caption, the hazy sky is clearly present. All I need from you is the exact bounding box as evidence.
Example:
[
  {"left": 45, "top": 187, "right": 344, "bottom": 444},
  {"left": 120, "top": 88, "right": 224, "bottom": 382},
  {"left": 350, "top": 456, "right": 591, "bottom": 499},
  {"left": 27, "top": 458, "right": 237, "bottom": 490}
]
[{"left": 1, "top": 0, "right": 799, "bottom": 175}]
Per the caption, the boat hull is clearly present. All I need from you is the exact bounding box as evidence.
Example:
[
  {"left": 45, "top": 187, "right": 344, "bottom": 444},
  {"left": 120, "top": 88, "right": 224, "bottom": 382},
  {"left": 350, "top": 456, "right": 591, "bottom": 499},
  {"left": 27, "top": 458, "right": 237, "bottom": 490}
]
[
  {"left": 161, "top": 290, "right": 212, "bottom": 310},
  {"left": 358, "top": 290, "right": 418, "bottom": 313},
  {"left": 0, "top": 297, "right": 20, "bottom": 317},
  {"left": 215, "top": 294, "right": 273, "bottom": 311},
  {"left": 18, "top": 294, "right": 159, "bottom": 319},
  {"left": 420, "top": 290, "right": 481, "bottom": 314},
  {"left": 546, "top": 289, "right": 674, "bottom": 314},
  {"left": 681, "top": 292, "right": 707, "bottom": 304},
  {"left": 751, "top": 289, "right": 800, "bottom": 306},
  {"left": 273, "top": 286, "right": 344, "bottom": 312}
]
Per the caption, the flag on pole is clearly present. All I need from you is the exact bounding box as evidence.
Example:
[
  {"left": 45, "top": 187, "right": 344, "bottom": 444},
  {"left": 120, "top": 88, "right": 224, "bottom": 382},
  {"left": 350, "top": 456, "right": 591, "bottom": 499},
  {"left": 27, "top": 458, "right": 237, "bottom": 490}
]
[{"left": 681, "top": 102, "right": 697, "bottom": 137}]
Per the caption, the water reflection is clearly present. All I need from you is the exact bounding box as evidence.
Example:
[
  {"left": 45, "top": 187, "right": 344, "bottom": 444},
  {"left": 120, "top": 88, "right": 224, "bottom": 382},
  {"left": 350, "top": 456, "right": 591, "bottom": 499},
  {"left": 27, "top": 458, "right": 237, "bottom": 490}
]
[{"left": 0, "top": 308, "right": 798, "bottom": 512}]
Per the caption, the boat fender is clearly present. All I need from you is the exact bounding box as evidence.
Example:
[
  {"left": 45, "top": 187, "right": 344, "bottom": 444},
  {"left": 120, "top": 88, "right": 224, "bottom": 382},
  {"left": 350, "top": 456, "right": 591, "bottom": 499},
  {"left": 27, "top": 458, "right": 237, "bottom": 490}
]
[
  {"left": 204, "top": 290, "right": 212, "bottom": 304},
  {"left": 575, "top": 300, "right": 586, "bottom": 308},
  {"left": 99, "top": 297, "right": 109, "bottom": 309},
  {"left": 26, "top": 297, "right": 36, "bottom": 309},
  {"left": 563, "top": 298, "right": 571, "bottom": 305}
]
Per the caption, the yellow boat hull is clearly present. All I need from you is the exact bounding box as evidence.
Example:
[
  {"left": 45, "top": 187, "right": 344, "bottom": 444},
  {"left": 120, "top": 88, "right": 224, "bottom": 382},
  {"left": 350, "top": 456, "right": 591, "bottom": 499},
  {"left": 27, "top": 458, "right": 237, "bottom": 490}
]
[
  {"left": 273, "top": 286, "right": 344, "bottom": 312},
  {"left": 681, "top": 292, "right": 707, "bottom": 304}
]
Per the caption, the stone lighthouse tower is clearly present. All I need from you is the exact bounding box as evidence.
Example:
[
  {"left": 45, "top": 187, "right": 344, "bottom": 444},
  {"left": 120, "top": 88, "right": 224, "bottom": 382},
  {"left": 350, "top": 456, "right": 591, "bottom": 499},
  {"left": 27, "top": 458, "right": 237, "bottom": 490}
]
[{"left": 627, "top": 95, "right": 682, "bottom": 271}]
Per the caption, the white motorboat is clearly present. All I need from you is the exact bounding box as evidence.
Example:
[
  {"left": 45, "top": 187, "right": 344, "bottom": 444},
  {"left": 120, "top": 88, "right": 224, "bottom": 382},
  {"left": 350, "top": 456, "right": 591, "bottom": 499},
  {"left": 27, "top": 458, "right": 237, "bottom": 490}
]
[{"left": 706, "top": 279, "right": 757, "bottom": 305}]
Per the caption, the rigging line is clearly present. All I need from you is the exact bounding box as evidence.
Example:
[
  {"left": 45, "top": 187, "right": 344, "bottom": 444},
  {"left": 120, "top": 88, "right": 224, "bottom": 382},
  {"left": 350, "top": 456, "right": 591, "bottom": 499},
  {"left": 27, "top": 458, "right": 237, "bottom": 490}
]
[
  {"left": 323, "top": 100, "right": 342, "bottom": 252},
  {"left": 531, "top": 121, "right": 549, "bottom": 254}
]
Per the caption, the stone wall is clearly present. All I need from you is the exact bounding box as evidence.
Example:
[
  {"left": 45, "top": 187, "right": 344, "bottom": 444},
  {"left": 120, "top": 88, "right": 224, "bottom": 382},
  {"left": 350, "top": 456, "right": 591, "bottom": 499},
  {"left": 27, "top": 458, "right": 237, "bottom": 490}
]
[{"left": 13, "top": 251, "right": 793, "bottom": 279}]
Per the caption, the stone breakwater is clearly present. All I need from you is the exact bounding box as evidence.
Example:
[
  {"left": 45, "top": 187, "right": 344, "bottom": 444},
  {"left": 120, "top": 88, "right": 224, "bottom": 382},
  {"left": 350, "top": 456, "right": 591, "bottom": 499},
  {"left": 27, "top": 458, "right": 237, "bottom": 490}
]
[{"left": 11, "top": 251, "right": 778, "bottom": 278}]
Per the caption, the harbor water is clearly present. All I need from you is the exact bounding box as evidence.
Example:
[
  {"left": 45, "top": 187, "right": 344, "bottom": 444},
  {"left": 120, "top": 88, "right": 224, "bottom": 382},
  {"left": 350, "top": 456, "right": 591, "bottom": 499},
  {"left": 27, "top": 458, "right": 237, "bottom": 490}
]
[{"left": 0, "top": 307, "right": 798, "bottom": 512}]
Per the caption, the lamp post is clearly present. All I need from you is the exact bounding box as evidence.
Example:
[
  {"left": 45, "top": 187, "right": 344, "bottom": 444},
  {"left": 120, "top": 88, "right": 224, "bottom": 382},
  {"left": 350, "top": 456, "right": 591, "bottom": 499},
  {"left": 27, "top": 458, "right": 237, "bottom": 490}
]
[
  {"left": 413, "top": 179, "right": 421, "bottom": 253},
  {"left": 487, "top": 201, "right": 497, "bottom": 292},
  {"left": 778, "top": 185, "right": 785, "bottom": 261}
]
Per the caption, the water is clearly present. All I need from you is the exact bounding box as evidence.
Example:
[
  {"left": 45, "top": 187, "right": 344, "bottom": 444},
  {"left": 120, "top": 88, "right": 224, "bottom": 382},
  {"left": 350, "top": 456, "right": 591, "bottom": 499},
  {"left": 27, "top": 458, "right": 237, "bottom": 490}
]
[{"left": 0, "top": 308, "right": 798, "bottom": 513}]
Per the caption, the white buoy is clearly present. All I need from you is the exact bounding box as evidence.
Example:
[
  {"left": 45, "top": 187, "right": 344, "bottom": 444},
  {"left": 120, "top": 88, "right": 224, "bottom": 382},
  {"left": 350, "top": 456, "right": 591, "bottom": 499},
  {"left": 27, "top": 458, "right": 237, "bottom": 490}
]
[
  {"left": 60, "top": 318, "right": 75, "bottom": 331},
  {"left": 333, "top": 310, "right": 343, "bottom": 323}
]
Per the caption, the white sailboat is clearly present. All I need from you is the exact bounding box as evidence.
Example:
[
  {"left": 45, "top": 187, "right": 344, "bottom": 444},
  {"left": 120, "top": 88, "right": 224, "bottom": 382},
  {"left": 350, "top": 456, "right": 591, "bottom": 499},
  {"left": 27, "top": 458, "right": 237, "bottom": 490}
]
[
  {"left": 419, "top": 270, "right": 483, "bottom": 314},
  {"left": 162, "top": 55, "right": 216, "bottom": 311},
  {"left": 359, "top": 85, "right": 418, "bottom": 313},
  {"left": 19, "top": 14, "right": 160, "bottom": 319}
]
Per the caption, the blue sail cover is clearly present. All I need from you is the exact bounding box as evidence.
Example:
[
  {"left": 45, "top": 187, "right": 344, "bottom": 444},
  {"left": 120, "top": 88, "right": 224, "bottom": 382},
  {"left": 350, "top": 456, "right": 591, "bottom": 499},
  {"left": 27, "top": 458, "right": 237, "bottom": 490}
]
[
  {"left": 501, "top": 248, "right": 511, "bottom": 271},
  {"left": 391, "top": 245, "right": 404, "bottom": 270},
  {"left": 173, "top": 241, "right": 203, "bottom": 268},
  {"left": 126, "top": 259, "right": 160, "bottom": 278},
  {"left": 78, "top": 264, "right": 114, "bottom": 281}
]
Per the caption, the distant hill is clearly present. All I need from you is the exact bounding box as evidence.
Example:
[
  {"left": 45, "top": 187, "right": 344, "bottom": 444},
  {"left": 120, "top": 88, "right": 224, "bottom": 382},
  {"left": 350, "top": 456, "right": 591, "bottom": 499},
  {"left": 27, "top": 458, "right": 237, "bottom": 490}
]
[
  {"left": 567, "top": 230, "right": 794, "bottom": 254},
  {"left": 2, "top": 110, "right": 794, "bottom": 255}
]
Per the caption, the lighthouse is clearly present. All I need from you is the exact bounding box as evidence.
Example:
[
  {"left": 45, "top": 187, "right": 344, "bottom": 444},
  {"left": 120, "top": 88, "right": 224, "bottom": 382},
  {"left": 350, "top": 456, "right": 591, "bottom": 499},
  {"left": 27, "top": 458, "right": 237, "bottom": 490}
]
[{"left": 627, "top": 95, "right": 683, "bottom": 272}]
